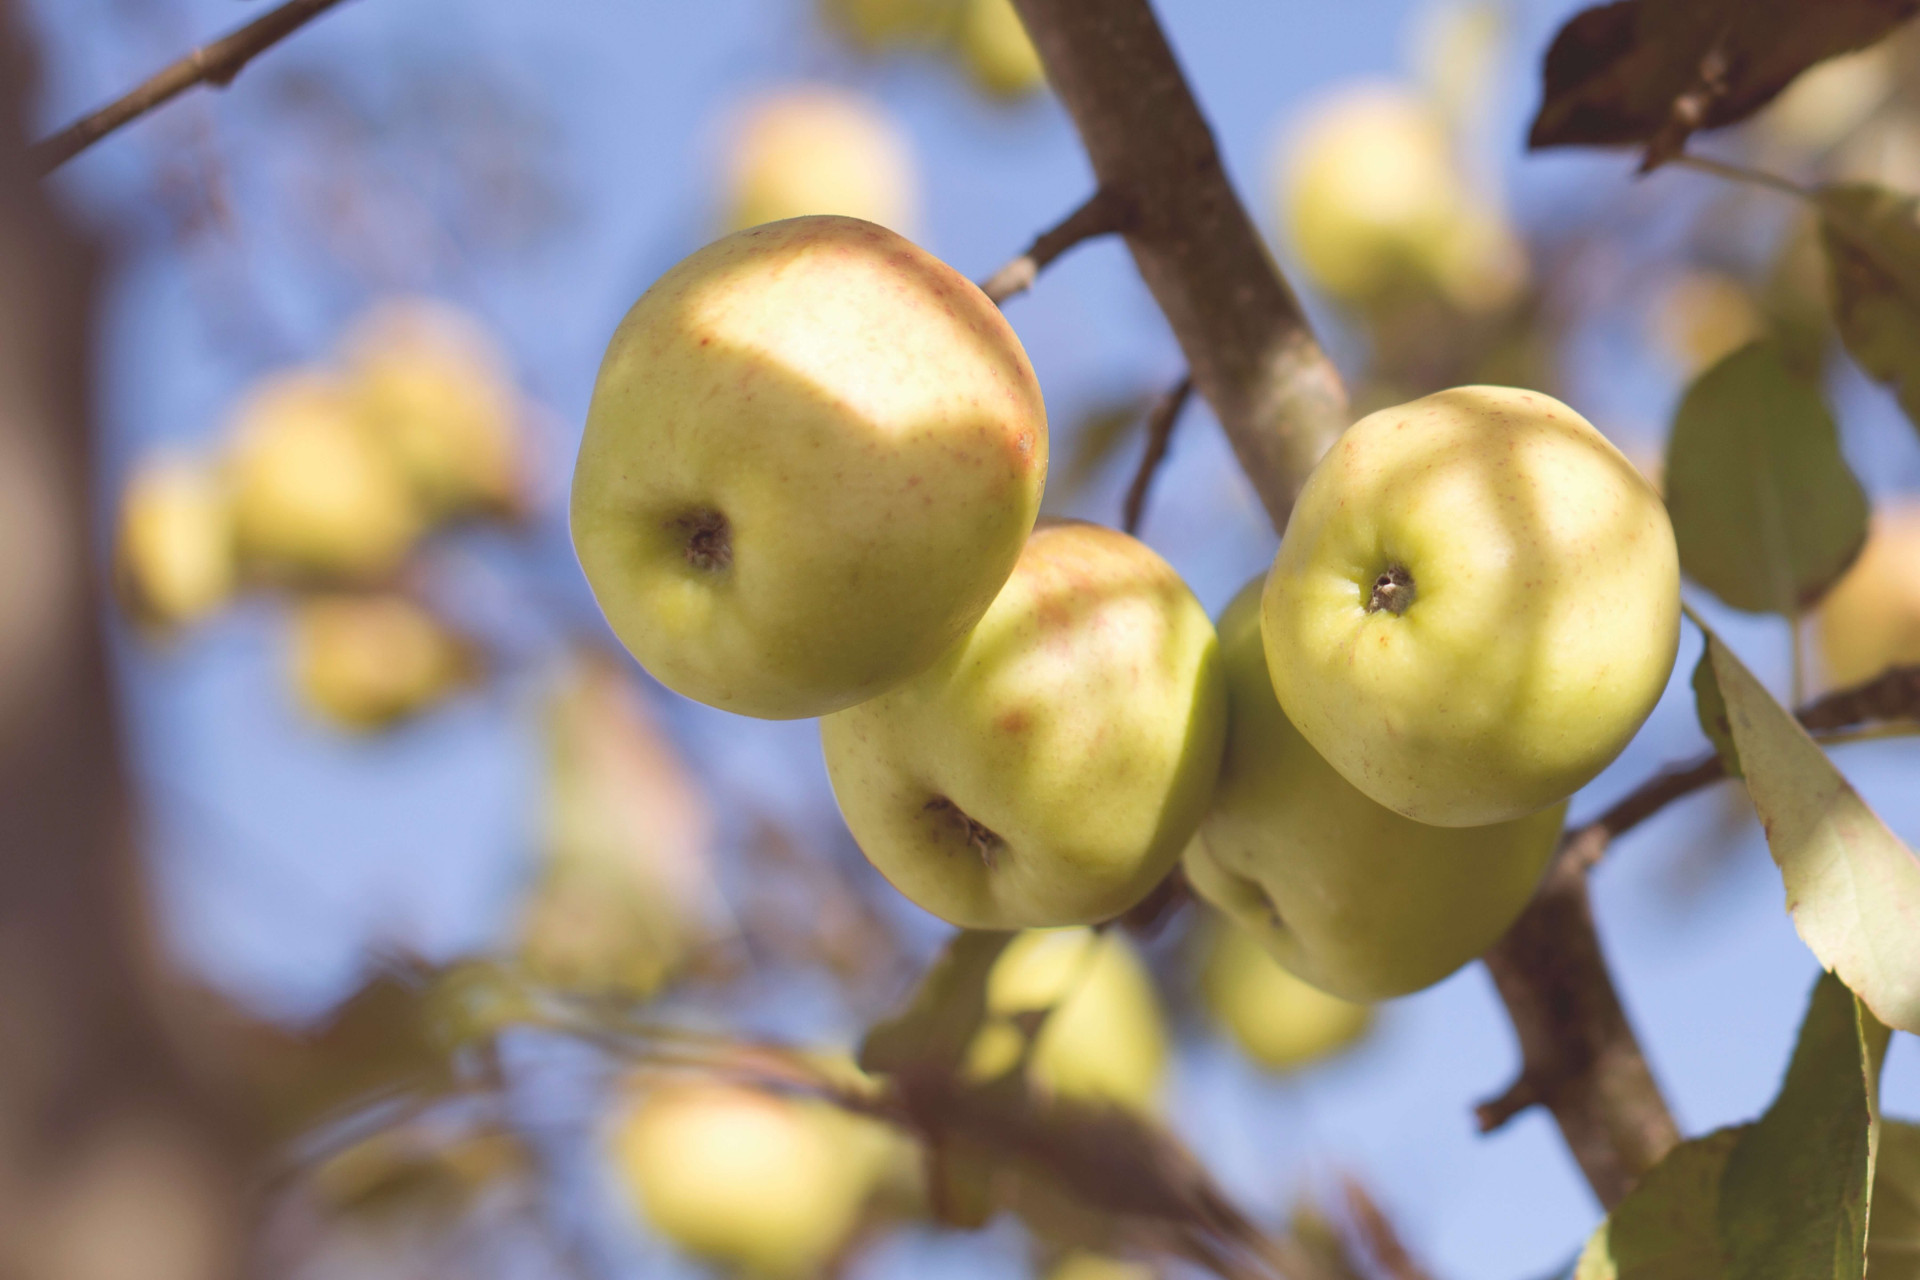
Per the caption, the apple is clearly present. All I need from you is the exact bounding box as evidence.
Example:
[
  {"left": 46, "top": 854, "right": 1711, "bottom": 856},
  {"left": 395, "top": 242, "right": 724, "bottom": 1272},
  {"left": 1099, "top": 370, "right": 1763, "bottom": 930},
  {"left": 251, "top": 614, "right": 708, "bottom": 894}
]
[
  {"left": 113, "top": 454, "right": 236, "bottom": 629},
  {"left": 816, "top": 0, "right": 955, "bottom": 54},
  {"left": 227, "top": 371, "right": 422, "bottom": 582},
  {"left": 1275, "top": 82, "right": 1524, "bottom": 313},
  {"left": 341, "top": 298, "right": 524, "bottom": 521},
  {"left": 720, "top": 88, "right": 920, "bottom": 235},
  {"left": 956, "top": 0, "right": 1046, "bottom": 100},
  {"left": 572, "top": 216, "right": 1046, "bottom": 721},
  {"left": 1816, "top": 501, "right": 1920, "bottom": 689},
  {"left": 962, "top": 926, "right": 1168, "bottom": 1114},
  {"left": 288, "top": 593, "right": 472, "bottom": 732},
  {"left": 1198, "top": 914, "right": 1370, "bottom": 1071},
  {"left": 609, "top": 1078, "right": 898, "bottom": 1278},
  {"left": 1047, "top": 1253, "right": 1157, "bottom": 1280},
  {"left": 821, "top": 520, "right": 1226, "bottom": 929},
  {"left": 1191, "top": 579, "right": 1564, "bottom": 1000},
  {"left": 1263, "top": 385, "right": 1679, "bottom": 828}
]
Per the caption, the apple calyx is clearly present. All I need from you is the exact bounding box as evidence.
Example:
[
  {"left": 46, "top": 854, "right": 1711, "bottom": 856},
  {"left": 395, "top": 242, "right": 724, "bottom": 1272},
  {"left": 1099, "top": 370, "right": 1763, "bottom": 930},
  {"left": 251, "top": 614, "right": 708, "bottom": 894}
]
[
  {"left": 673, "top": 508, "right": 732, "bottom": 572},
  {"left": 1366, "top": 564, "right": 1415, "bottom": 616},
  {"left": 925, "top": 795, "right": 1004, "bottom": 868}
]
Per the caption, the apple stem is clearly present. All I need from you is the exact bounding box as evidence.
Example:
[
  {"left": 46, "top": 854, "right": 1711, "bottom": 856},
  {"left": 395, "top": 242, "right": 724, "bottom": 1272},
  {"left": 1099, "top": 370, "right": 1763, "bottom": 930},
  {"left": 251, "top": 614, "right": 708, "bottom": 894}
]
[
  {"left": 924, "top": 796, "right": 1004, "bottom": 870},
  {"left": 1366, "top": 565, "right": 1415, "bottom": 616},
  {"left": 673, "top": 508, "right": 732, "bottom": 572}
]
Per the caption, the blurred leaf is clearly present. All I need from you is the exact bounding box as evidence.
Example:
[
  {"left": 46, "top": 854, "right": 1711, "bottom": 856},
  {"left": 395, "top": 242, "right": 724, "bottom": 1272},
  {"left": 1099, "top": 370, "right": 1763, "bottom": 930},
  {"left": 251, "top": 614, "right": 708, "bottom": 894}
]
[
  {"left": 1665, "top": 342, "right": 1868, "bottom": 614},
  {"left": 1719, "top": 972, "right": 1890, "bottom": 1280},
  {"left": 1817, "top": 183, "right": 1920, "bottom": 437},
  {"left": 1528, "top": 1, "right": 1920, "bottom": 169},
  {"left": 860, "top": 930, "right": 1012, "bottom": 1078},
  {"left": 1702, "top": 631, "right": 1920, "bottom": 1031},
  {"left": 1052, "top": 398, "right": 1152, "bottom": 505},
  {"left": 1691, "top": 647, "right": 1742, "bottom": 777},
  {"left": 1575, "top": 1126, "right": 1742, "bottom": 1279},
  {"left": 310, "top": 1125, "right": 528, "bottom": 1222},
  {"left": 1873, "top": 1122, "right": 1920, "bottom": 1278},
  {"left": 520, "top": 652, "right": 719, "bottom": 999}
]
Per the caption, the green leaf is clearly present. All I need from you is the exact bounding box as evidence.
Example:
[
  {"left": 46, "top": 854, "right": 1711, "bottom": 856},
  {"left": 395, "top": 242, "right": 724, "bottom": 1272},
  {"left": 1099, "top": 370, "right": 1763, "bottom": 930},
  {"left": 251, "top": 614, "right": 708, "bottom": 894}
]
[
  {"left": 859, "top": 930, "right": 1012, "bottom": 1078},
  {"left": 1665, "top": 342, "right": 1869, "bottom": 615},
  {"left": 1703, "top": 631, "right": 1920, "bottom": 1031},
  {"left": 1718, "top": 972, "right": 1892, "bottom": 1280},
  {"left": 1529, "top": 2, "right": 1920, "bottom": 169},
  {"left": 1816, "top": 183, "right": 1920, "bottom": 439},
  {"left": 1575, "top": 1127, "right": 1742, "bottom": 1280},
  {"left": 1872, "top": 1121, "right": 1920, "bottom": 1279},
  {"left": 1691, "top": 647, "right": 1742, "bottom": 778}
]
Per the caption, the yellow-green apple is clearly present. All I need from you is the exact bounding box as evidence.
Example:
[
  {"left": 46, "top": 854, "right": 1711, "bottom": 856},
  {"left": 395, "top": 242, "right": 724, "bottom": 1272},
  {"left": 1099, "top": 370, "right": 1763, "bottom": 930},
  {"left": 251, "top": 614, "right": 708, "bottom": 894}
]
[
  {"left": 342, "top": 298, "right": 524, "bottom": 521},
  {"left": 1263, "top": 385, "right": 1679, "bottom": 827},
  {"left": 1047, "top": 1253, "right": 1156, "bottom": 1280},
  {"left": 822, "top": 520, "right": 1225, "bottom": 928},
  {"left": 289, "top": 593, "right": 472, "bottom": 732},
  {"left": 1194, "top": 579, "right": 1564, "bottom": 1000},
  {"left": 572, "top": 215, "right": 1047, "bottom": 719},
  {"left": 1276, "top": 82, "right": 1524, "bottom": 313},
  {"left": 227, "top": 371, "right": 422, "bottom": 581},
  {"left": 1199, "top": 914, "right": 1370, "bottom": 1070},
  {"left": 114, "top": 453, "right": 236, "bottom": 629},
  {"left": 956, "top": 0, "right": 1046, "bottom": 99},
  {"left": 963, "top": 926, "right": 1168, "bottom": 1113},
  {"left": 1816, "top": 501, "right": 1920, "bottom": 688},
  {"left": 721, "top": 87, "right": 919, "bottom": 235},
  {"left": 609, "top": 1077, "right": 898, "bottom": 1278}
]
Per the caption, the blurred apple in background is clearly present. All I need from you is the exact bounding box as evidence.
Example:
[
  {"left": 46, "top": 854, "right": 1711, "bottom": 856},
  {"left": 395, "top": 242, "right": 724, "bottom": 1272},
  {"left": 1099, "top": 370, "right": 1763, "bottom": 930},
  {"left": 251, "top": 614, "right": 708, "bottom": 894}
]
[
  {"left": 228, "top": 371, "right": 422, "bottom": 583},
  {"left": 572, "top": 215, "right": 1046, "bottom": 720},
  {"left": 816, "top": 0, "right": 953, "bottom": 53},
  {"left": 518, "top": 653, "right": 722, "bottom": 998},
  {"left": 823, "top": 521, "right": 1225, "bottom": 930},
  {"left": 610, "top": 1077, "right": 900, "bottom": 1278},
  {"left": 1199, "top": 916, "right": 1371, "bottom": 1072},
  {"left": 956, "top": 0, "right": 1045, "bottom": 99},
  {"left": 1649, "top": 269, "right": 1764, "bottom": 378},
  {"left": 342, "top": 298, "right": 526, "bottom": 522},
  {"left": 1816, "top": 501, "right": 1920, "bottom": 689},
  {"left": 720, "top": 87, "right": 920, "bottom": 234},
  {"left": 964, "top": 926, "right": 1169, "bottom": 1113},
  {"left": 288, "top": 593, "right": 473, "bottom": 732},
  {"left": 1047, "top": 1251, "right": 1158, "bottom": 1280},
  {"left": 114, "top": 453, "right": 236, "bottom": 630},
  {"left": 1275, "top": 81, "right": 1524, "bottom": 313}
]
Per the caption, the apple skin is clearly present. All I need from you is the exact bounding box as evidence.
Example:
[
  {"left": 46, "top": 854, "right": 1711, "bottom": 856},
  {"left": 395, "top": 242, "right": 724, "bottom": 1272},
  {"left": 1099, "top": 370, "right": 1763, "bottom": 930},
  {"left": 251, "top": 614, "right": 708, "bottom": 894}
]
[
  {"left": 1191, "top": 579, "right": 1564, "bottom": 1001},
  {"left": 114, "top": 454, "right": 235, "bottom": 629},
  {"left": 1199, "top": 914, "right": 1370, "bottom": 1071},
  {"left": 963, "top": 926, "right": 1169, "bottom": 1114},
  {"left": 1816, "top": 501, "right": 1920, "bottom": 689},
  {"left": 821, "top": 520, "right": 1226, "bottom": 929},
  {"left": 610, "top": 1079, "right": 897, "bottom": 1278},
  {"left": 289, "top": 593, "right": 472, "bottom": 732},
  {"left": 572, "top": 215, "right": 1047, "bottom": 720},
  {"left": 1262, "top": 385, "right": 1679, "bottom": 828}
]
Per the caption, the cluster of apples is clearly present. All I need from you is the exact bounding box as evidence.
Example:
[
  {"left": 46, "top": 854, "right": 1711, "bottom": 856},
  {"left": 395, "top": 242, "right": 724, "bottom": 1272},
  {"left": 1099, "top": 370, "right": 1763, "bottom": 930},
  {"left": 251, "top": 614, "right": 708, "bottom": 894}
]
[
  {"left": 114, "top": 299, "right": 525, "bottom": 729},
  {"left": 571, "top": 212, "right": 1685, "bottom": 1008}
]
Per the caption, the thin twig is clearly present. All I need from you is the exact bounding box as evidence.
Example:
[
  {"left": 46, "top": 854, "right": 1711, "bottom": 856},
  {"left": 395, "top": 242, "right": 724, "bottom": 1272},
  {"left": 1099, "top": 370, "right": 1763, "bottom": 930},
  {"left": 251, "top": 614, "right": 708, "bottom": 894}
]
[
  {"left": 1122, "top": 375, "right": 1193, "bottom": 534},
  {"left": 29, "top": 0, "right": 356, "bottom": 176},
  {"left": 979, "top": 186, "right": 1138, "bottom": 304},
  {"left": 1671, "top": 152, "right": 1814, "bottom": 203}
]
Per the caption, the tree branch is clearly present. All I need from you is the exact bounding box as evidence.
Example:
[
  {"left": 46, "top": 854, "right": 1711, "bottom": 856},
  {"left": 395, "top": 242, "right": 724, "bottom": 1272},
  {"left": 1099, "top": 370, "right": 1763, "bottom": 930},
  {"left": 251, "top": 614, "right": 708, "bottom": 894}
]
[
  {"left": 1475, "top": 660, "right": 1920, "bottom": 1205},
  {"left": 980, "top": 185, "right": 1138, "bottom": 305},
  {"left": 28, "top": 0, "right": 355, "bottom": 176},
  {"left": 1122, "top": 374, "right": 1192, "bottom": 534},
  {"left": 1009, "top": 0, "right": 1348, "bottom": 528}
]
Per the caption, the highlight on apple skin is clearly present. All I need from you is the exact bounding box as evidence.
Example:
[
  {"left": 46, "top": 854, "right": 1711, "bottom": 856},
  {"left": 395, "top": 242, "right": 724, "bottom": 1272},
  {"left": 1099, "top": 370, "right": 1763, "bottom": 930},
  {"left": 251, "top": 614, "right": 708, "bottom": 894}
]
[
  {"left": 571, "top": 215, "right": 1047, "bottom": 720},
  {"left": 821, "top": 520, "right": 1226, "bottom": 930},
  {"left": 1188, "top": 578, "right": 1564, "bottom": 1003},
  {"left": 1262, "top": 385, "right": 1680, "bottom": 828}
]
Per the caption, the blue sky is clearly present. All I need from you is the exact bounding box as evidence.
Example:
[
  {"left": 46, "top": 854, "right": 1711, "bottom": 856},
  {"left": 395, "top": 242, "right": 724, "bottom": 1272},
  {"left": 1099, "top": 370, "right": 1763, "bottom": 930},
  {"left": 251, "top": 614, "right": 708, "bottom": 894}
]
[{"left": 23, "top": 1, "right": 1920, "bottom": 1277}]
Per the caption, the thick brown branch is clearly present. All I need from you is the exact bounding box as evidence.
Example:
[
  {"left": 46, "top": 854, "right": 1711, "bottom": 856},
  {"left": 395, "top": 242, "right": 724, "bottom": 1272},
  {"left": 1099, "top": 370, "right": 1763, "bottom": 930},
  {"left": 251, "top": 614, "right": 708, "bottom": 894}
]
[
  {"left": 1475, "top": 661, "right": 1920, "bottom": 1205},
  {"left": 29, "top": 0, "right": 354, "bottom": 175},
  {"left": 1122, "top": 374, "right": 1192, "bottom": 534},
  {"left": 980, "top": 185, "right": 1138, "bottom": 305},
  {"left": 1009, "top": 0, "right": 1348, "bottom": 527}
]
